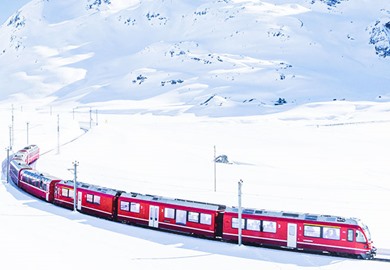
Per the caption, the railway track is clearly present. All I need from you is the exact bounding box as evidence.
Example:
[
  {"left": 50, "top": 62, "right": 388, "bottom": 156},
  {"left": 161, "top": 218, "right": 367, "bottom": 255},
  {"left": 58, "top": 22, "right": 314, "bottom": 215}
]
[{"left": 374, "top": 249, "right": 390, "bottom": 262}]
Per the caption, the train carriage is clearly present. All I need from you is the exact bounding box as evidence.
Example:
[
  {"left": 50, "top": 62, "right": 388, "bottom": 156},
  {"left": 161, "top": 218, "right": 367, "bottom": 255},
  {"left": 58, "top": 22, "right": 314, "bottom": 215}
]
[
  {"left": 23, "top": 144, "right": 40, "bottom": 164},
  {"left": 12, "top": 151, "right": 28, "bottom": 164},
  {"left": 19, "top": 169, "right": 62, "bottom": 202},
  {"left": 222, "top": 207, "right": 376, "bottom": 259},
  {"left": 15, "top": 145, "right": 40, "bottom": 165},
  {"left": 117, "top": 192, "right": 225, "bottom": 239},
  {"left": 54, "top": 180, "right": 122, "bottom": 220},
  {"left": 9, "top": 159, "right": 31, "bottom": 186}
]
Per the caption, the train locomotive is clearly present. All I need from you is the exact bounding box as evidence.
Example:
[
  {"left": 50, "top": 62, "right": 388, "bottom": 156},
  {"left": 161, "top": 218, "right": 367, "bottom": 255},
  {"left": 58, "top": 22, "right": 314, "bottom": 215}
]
[{"left": 8, "top": 145, "right": 377, "bottom": 259}]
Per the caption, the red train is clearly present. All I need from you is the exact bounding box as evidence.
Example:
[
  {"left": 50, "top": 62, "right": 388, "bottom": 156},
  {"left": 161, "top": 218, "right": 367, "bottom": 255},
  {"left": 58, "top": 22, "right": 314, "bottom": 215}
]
[{"left": 8, "top": 145, "right": 377, "bottom": 259}]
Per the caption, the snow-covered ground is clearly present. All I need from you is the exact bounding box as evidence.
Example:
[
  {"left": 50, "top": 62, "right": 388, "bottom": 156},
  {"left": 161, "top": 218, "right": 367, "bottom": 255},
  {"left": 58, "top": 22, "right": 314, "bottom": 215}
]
[{"left": 1, "top": 100, "right": 390, "bottom": 269}]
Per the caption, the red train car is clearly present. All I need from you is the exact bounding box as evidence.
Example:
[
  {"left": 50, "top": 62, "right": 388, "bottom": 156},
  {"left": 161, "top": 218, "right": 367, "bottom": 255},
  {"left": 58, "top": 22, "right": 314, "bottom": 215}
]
[
  {"left": 9, "top": 159, "right": 31, "bottom": 186},
  {"left": 17, "top": 145, "right": 40, "bottom": 165},
  {"left": 222, "top": 207, "right": 376, "bottom": 259},
  {"left": 54, "top": 180, "right": 122, "bottom": 220},
  {"left": 19, "top": 169, "right": 61, "bottom": 202},
  {"left": 12, "top": 151, "right": 28, "bottom": 163},
  {"left": 117, "top": 192, "right": 225, "bottom": 238}
]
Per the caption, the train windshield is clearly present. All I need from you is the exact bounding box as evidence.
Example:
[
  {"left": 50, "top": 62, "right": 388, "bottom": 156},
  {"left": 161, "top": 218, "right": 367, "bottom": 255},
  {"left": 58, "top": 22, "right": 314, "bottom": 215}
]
[{"left": 362, "top": 224, "right": 372, "bottom": 242}]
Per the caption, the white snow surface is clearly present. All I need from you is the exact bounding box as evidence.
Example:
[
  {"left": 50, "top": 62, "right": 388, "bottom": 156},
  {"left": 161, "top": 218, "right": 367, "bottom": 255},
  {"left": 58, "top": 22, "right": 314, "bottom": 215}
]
[
  {"left": 1, "top": 0, "right": 390, "bottom": 269},
  {"left": 1, "top": 100, "right": 390, "bottom": 269}
]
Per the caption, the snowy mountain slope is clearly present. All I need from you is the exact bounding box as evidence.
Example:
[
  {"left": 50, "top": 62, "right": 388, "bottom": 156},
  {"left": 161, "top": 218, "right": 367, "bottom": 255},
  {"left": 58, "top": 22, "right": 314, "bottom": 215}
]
[{"left": 0, "top": 0, "right": 389, "bottom": 116}]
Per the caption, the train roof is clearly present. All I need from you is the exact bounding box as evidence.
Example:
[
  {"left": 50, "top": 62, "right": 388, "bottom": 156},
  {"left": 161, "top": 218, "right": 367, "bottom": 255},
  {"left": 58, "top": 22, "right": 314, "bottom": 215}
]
[
  {"left": 121, "top": 192, "right": 225, "bottom": 211},
  {"left": 59, "top": 180, "right": 122, "bottom": 196},
  {"left": 13, "top": 152, "right": 27, "bottom": 158},
  {"left": 22, "top": 169, "right": 61, "bottom": 183},
  {"left": 10, "top": 159, "right": 30, "bottom": 168},
  {"left": 225, "top": 206, "right": 360, "bottom": 226},
  {"left": 23, "top": 144, "right": 38, "bottom": 150}
]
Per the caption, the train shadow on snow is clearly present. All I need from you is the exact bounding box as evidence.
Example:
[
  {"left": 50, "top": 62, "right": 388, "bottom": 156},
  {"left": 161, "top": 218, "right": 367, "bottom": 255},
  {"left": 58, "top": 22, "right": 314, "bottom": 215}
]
[{"left": 2, "top": 178, "right": 349, "bottom": 268}]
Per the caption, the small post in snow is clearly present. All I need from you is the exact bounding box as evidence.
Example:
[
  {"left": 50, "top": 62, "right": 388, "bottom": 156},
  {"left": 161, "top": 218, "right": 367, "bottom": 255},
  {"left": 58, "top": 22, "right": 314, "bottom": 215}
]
[{"left": 238, "top": 179, "right": 243, "bottom": 246}]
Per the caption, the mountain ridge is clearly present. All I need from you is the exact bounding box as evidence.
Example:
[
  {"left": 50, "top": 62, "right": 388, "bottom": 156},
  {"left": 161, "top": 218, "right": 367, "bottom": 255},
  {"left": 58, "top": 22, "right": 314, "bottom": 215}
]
[{"left": 0, "top": 0, "right": 389, "bottom": 116}]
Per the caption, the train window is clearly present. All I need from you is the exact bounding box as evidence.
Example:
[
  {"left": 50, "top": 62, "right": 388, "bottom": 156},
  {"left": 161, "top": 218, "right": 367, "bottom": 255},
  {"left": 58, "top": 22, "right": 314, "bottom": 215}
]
[
  {"left": 247, "top": 219, "right": 261, "bottom": 231},
  {"left": 356, "top": 230, "right": 366, "bottom": 243},
  {"left": 120, "top": 201, "right": 130, "bottom": 211},
  {"left": 93, "top": 195, "right": 101, "bottom": 204},
  {"left": 130, "top": 202, "right": 140, "bottom": 213},
  {"left": 347, "top": 229, "right": 354, "bottom": 242},
  {"left": 323, "top": 227, "right": 340, "bottom": 240},
  {"left": 62, "top": 188, "right": 70, "bottom": 197},
  {"left": 188, "top": 212, "right": 199, "bottom": 223},
  {"left": 200, "top": 213, "right": 212, "bottom": 225},
  {"left": 232, "top": 218, "right": 245, "bottom": 229},
  {"left": 304, "top": 225, "right": 321, "bottom": 238},
  {"left": 86, "top": 194, "right": 100, "bottom": 205},
  {"left": 86, "top": 194, "right": 93, "bottom": 203},
  {"left": 69, "top": 189, "right": 75, "bottom": 198},
  {"left": 164, "top": 208, "right": 175, "bottom": 219},
  {"left": 176, "top": 210, "right": 187, "bottom": 225},
  {"left": 262, "top": 221, "right": 276, "bottom": 233}
]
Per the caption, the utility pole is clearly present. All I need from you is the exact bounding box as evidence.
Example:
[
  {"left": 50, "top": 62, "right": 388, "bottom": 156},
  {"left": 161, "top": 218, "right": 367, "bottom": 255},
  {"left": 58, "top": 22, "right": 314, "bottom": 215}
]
[
  {"left": 57, "top": 114, "right": 60, "bottom": 154},
  {"left": 238, "top": 179, "right": 243, "bottom": 246},
  {"left": 95, "top": 109, "right": 98, "bottom": 126},
  {"left": 6, "top": 147, "right": 10, "bottom": 184},
  {"left": 11, "top": 104, "right": 14, "bottom": 148},
  {"left": 214, "top": 145, "right": 216, "bottom": 192},
  {"left": 26, "top": 122, "right": 29, "bottom": 145},
  {"left": 72, "top": 161, "right": 79, "bottom": 212},
  {"left": 9, "top": 126, "right": 12, "bottom": 151},
  {"left": 89, "top": 107, "right": 92, "bottom": 129}
]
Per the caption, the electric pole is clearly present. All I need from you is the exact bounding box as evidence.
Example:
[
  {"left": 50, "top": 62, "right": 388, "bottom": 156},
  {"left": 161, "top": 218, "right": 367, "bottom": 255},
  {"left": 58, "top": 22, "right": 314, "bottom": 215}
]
[
  {"left": 11, "top": 104, "right": 14, "bottom": 148},
  {"left": 238, "top": 179, "right": 243, "bottom": 246},
  {"left": 57, "top": 114, "right": 60, "bottom": 154},
  {"left": 89, "top": 108, "right": 92, "bottom": 129},
  {"left": 6, "top": 147, "right": 10, "bottom": 184},
  {"left": 214, "top": 145, "right": 216, "bottom": 192},
  {"left": 73, "top": 161, "right": 79, "bottom": 211},
  {"left": 95, "top": 109, "right": 98, "bottom": 126},
  {"left": 26, "top": 122, "right": 29, "bottom": 145},
  {"left": 9, "top": 126, "right": 12, "bottom": 151}
]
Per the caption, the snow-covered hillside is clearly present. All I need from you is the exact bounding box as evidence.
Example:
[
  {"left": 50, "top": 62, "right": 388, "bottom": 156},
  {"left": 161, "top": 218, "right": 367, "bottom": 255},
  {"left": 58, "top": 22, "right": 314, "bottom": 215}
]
[{"left": 0, "top": 0, "right": 389, "bottom": 116}]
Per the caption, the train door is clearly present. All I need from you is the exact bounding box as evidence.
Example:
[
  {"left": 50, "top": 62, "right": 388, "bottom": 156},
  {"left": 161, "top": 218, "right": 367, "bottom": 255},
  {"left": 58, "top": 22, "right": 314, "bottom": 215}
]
[
  {"left": 77, "top": 191, "right": 82, "bottom": 211},
  {"left": 287, "top": 223, "right": 297, "bottom": 248},
  {"left": 149, "top": 205, "right": 159, "bottom": 228}
]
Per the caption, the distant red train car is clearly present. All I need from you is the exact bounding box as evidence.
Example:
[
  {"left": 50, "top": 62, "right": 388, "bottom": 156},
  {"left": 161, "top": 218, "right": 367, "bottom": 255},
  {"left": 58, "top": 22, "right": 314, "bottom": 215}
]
[
  {"left": 9, "top": 159, "right": 31, "bottom": 186},
  {"left": 117, "top": 192, "right": 225, "bottom": 238},
  {"left": 12, "top": 151, "right": 28, "bottom": 163},
  {"left": 16, "top": 145, "right": 40, "bottom": 164},
  {"left": 19, "top": 169, "right": 61, "bottom": 202},
  {"left": 222, "top": 207, "right": 376, "bottom": 259},
  {"left": 54, "top": 180, "right": 122, "bottom": 220}
]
